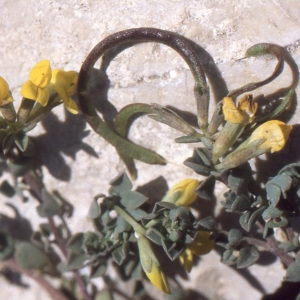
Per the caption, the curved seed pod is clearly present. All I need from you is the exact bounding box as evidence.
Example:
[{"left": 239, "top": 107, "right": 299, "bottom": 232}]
[
  {"left": 78, "top": 28, "right": 209, "bottom": 177},
  {"left": 228, "top": 43, "right": 284, "bottom": 98}
]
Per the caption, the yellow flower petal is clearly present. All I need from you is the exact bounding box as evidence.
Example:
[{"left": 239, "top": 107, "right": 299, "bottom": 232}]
[
  {"left": 0, "top": 76, "right": 13, "bottom": 105},
  {"left": 247, "top": 120, "right": 292, "bottom": 153},
  {"left": 29, "top": 60, "right": 52, "bottom": 87},
  {"left": 145, "top": 262, "right": 170, "bottom": 294},
  {"left": 223, "top": 95, "right": 257, "bottom": 124},
  {"left": 20, "top": 81, "right": 49, "bottom": 106},
  {"left": 51, "top": 70, "right": 79, "bottom": 114},
  {"left": 36, "top": 87, "right": 50, "bottom": 107},
  {"left": 163, "top": 178, "right": 199, "bottom": 206},
  {"left": 137, "top": 235, "right": 170, "bottom": 294},
  {"left": 179, "top": 248, "right": 193, "bottom": 272},
  {"left": 188, "top": 231, "right": 214, "bottom": 255}
]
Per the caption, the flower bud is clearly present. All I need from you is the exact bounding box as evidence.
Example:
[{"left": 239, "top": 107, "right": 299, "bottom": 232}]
[
  {"left": 0, "top": 76, "right": 16, "bottom": 122},
  {"left": 0, "top": 76, "right": 13, "bottom": 105},
  {"left": 162, "top": 178, "right": 199, "bottom": 206},
  {"left": 212, "top": 95, "right": 257, "bottom": 163},
  {"left": 137, "top": 235, "right": 170, "bottom": 293},
  {"left": 179, "top": 231, "right": 214, "bottom": 272}
]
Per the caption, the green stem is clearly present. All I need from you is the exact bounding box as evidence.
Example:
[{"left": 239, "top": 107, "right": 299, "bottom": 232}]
[{"left": 113, "top": 205, "right": 146, "bottom": 236}]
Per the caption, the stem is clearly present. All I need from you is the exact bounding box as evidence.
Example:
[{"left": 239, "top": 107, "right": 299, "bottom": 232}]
[
  {"left": 113, "top": 205, "right": 146, "bottom": 236},
  {"left": 255, "top": 222, "right": 294, "bottom": 267},
  {"left": 23, "top": 171, "right": 93, "bottom": 300},
  {"left": 3, "top": 258, "right": 69, "bottom": 300},
  {"left": 265, "top": 235, "right": 294, "bottom": 267}
]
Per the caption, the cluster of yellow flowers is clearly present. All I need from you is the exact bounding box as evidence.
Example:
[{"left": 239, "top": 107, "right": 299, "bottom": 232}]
[
  {"left": 0, "top": 60, "right": 78, "bottom": 117},
  {"left": 213, "top": 94, "right": 292, "bottom": 170}
]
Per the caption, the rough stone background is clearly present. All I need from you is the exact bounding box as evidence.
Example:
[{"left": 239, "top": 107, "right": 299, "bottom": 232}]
[{"left": 1, "top": 0, "right": 300, "bottom": 299}]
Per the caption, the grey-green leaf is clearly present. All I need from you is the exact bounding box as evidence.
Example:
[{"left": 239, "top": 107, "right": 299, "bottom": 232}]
[
  {"left": 37, "top": 189, "right": 62, "bottom": 217},
  {"left": 237, "top": 246, "right": 260, "bottom": 268},
  {"left": 285, "top": 260, "right": 300, "bottom": 282},
  {"left": 88, "top": 199, "right": 101, "bottom": 219},
  {"left": 15, "top": 242, "right": 48, "bottom": 269}
]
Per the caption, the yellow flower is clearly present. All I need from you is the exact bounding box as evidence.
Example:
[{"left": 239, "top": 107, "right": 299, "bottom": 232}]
[
  {"left": 137, "top": 235, "right": 170, "bottom": 293},
  {"left": 179, "top": 231, "right": 214, "bottom": 272},
  {"left": 215, "top": 120, "right": 292, "bottom": 170},
  {"left": 0, "top": 76, "right": 13, "bottom": 106},
  {"left": 20, "top": 60, "right": 52, "bottom": 106},
  {"left": 162, "top": 178, "right": 199, "bottom": 206},
  {"left": 223, "top": 94, "right": 258, "bottom": 125},
  {"left": 50, "top": 69, "right": 78, "bottom": 114},
  {"left": 247, "top": 120, "right": 292, "bottom": 153},
  {"left": 212, "top": 95, "right": 258, "bottom": 163}
]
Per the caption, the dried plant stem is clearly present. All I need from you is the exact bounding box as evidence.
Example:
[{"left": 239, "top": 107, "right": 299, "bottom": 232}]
[
  {"left": 253, "top": 222, "right": 295, "bottom": 267},
  {"left": 23, "top": 171, "right": 93, "bottom": 300}
]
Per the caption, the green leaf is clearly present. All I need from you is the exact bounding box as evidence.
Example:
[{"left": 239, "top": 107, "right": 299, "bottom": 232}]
[
  {"left": 175, "top": 135, "right": 202, "bottom": 143},
  {"left": 112, "top": 242, "right": 129, "bottom": 265},
  {"left": 114, "top": 216, "right": 132, "bottom": 234},
  {"left": 195, "top": 175, "right": 215, "bottom": 201},
  {"left": 91, "top": 263, "right": 107, "bottom": 278},
  {"left": 120, "top": 191, "right": 148, "bottom": 210},
  {"left": 266, "top": 175, "right": 292, "bottom": 205},
  {"left": 67, "top": 252, "right": 87, "bottom": 269},
  {"left": 279, "top": 241, "right": 297, "bottom": 253},
  {"left": 285, "top": 260, "right": 300, "bottom": 282},
  {"left": 262, "top": 206, "right": 283, "bottom": 220},
  {"left": 109, "top": 173, "right": 133, "bottom": 195},
  {"left": 128, "top": 208, "right": 147, "bottom": 221},
  {"left": 161, "top": 239, "right": 183, "bottom": 260},
  {"left": 222, "top": 249, "right": 237, "bottom": 265},
  {"left": 239, "top": 205, "right": 267, "bottom": 232},
  {"left": 227, "top": 164, "right": 252, "bottom": 194},
  {"left": 184, "top": 147, "right": 212, "bottom": 176},
  {"left": 145, "top": 227, "right": 164, "bottom": 245},
  {"left": 266, "top": 216, "right": 288, "bottom": 228},
  {"left": 184, "top": 159, "right": 211, "bottom": 176},
  {"left": 228, "top": 229, "right": 243, "bottom": 242},
  {"left": 67, "top": 233, "right": 85, "bottom": 254},
  {"left": 88, "top": 199, "right": 101, "bottom": 219},
  {"left": 149, "top": 104, "right": 198, "bottom": 137},
  {"left": 237, "top": 246, "right": 260, "bottom": 268},
  {"left": 2, "top": 133, "right": 14, "bottom": 154},
  {"left": 231, "top": 194, "right": 252, "bottom": 212},
  {"left": 14, "top": 132, "right": 29, "bottom": 152},
  {"left": 37, "top": 189, "right": 62, "bottom": 217},
  {"left": 199, "top": 216, "right": 215, "bottom": 230},
  {"left": 15, "top": 242, "right": 48, "bottom": 269}
]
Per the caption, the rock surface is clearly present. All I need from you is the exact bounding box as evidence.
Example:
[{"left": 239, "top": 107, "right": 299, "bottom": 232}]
[{"left": 1, "top": 0, "right": 300, "bottom": 299}]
